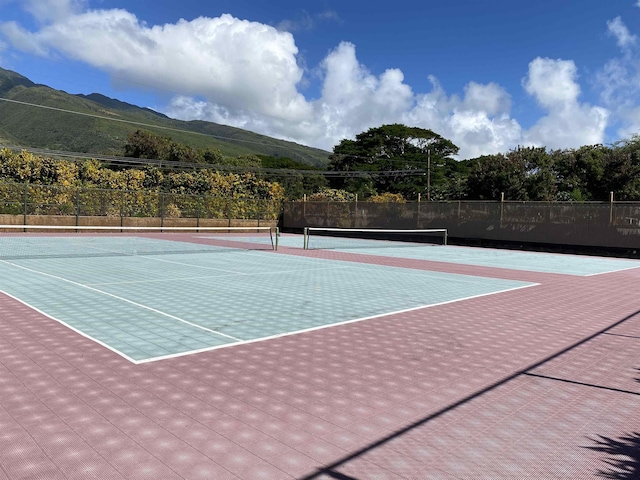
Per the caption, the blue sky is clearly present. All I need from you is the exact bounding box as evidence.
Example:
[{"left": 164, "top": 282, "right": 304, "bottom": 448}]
[{"left": 1, "top": 0, "right": 640, "bottom": 159}]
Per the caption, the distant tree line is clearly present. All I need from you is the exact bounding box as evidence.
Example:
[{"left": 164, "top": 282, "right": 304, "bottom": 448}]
[
  {"left": 2, "top": 127, "right": 639, "bottom": 203},
  {"left": 327, "top": 124, "right": 640, "bottom": 202}
]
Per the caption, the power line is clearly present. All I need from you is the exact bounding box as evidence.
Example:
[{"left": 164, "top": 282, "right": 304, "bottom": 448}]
[
  {"left": 0, "top": 97, "right": 288, "bottom": 148},
  {"left": 0, "top": 97, "right": 437, "bottom": 172},
  {"left": 0, "top": 144, "right": 429, "bottom": 178}
]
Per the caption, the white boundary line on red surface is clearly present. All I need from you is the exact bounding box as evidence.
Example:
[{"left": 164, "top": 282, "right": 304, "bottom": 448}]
[
  {"left": 0, "top": 258, "right": 539, "bottom": 365},
  {"left": 0, "top": 260, "right": 242, "bottom": 345},
  {"left": 584, "top": 264, "right": 640, "bottom": 277},
  {"left": 0, "top": 288, "right": 140, "bottom": 364},
  {"left": 136, "top": 282, "right": 540, "bottom": 364}
]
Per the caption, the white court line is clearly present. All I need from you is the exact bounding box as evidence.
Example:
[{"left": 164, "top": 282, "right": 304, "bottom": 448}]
[
  {"left": 136, "top": 282, "right": 540, "bottom": 364},
  {"left": 1, "top": 256, "right": 540, "bottom": 365},
  {"left": 0, "top": 288, "right": 139, "bottom": 364},
  {"left": 0, "top": 259, "right": 242, "bottom": 343},
  {"left": 135, "top": 254, "right": 247, "bottom": 275},
  {"left": 584, "top": 264, "right": 640, "bottom": 277}
]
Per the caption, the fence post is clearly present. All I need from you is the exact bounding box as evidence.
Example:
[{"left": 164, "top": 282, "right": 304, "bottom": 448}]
[
  {"left": 75, "top": 188, "right": 80, "bottom": 228},
  {"left": 120, "top": 190, "right": 125, "bottom": 230},
  {"left": 500, "top": 192, "right": 505, "bottom": 227},
  {"left": 196, "top": 195, "right": 201, "bottom": 229},
  {"left": 353, "top": 194, "right": 357, "bottom": 228},
  {"left": 23, "top": 183, "right": 28, "bottom": 228},
  {"left": 160, "top": 193, "right": 165, "bottom": 231},
  {"left": 257, "top": 199, "right": 261, "bottom": 228},
  {"left": 609, "top": 191, "right": 614, "bottom": 225}
]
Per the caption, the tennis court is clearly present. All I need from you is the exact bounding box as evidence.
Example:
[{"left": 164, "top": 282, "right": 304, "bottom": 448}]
[
  {"left": 298, "top": 228, "right": 640, "bottom": 276},
  {"left": 1, "top": 225, "right": 639, "bottom": 479},
  {"left": 0, "top": 229, "right": 533, "bottom": 362}
]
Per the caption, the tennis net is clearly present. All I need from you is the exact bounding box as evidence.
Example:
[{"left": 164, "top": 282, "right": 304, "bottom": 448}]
[
  {"left": 0, "top": 225, "right": 278, "bottom": 260},
  {"left": 303, "top": 227, "right": 447, "bottom": 250}
]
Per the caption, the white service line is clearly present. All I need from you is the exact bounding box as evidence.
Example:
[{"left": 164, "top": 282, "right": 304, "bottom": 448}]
[{"left": 0, "top": 259, "right": 242, "bottom": 342}]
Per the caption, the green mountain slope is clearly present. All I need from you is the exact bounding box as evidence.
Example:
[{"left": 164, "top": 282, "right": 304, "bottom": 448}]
[{"left": 0, "top": 67, "right": 330, "bottom": 167}]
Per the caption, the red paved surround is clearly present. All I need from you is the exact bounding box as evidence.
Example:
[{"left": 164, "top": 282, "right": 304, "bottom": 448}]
[{"left": 1, "top": 249, "right": 639, "bottom": 479}]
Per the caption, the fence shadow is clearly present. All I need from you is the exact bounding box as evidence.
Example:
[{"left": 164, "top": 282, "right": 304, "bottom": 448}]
[
  {"left": 585, "top": 433, "right": 640, "bottom": 479},
  {"left": 299, "top": 309, "right": 640, "bottom": 479}
]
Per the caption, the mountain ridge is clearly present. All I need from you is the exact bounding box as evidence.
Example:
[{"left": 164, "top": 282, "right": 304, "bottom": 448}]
[{"left": 0, "top": 67, "right": 330, "bottom": 167}]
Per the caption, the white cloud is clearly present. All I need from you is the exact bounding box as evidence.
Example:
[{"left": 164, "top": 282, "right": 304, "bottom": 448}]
[
  {"left": 313, "top": 42, "right": 415, "bottom": 142},
  {"left": 597, "top": 16, "right": 640, "bottom": 141},
  {"left": 402, "top": 77, "right": 523, "bottom": 158},
  {"left": 523, "top": 57, "right": 581, "bottom": 108},
  {"left": 24, "top": 0, "right": 86, "bottom": 23},
  {"left": 607, "top": 16, "right": 637, "bottom": 49},
  {"left": 0, "top": 21, "right": 49, "bottom": 55},
  {"left": 1, "top": 9, "right": 312, "bottom": 122},
  {"left": 0, "top": 3, "right": 613, "bottom": 159},
  {"left": 523, "top": 57, "right": 608, "bottom": 149}
]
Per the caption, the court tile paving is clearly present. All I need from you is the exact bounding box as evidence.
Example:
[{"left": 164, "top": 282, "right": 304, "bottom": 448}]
[
  {"left": 1, "top": 244, "right": 640, "bottom": 479},
  {"left": 0, "top": 249, "right": 531, "bottom": 362},
  {"left": 272, "top": 234, "right": 640, "bottom": 276}
]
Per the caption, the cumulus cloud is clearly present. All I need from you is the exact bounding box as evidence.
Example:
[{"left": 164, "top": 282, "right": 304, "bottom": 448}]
[
  {"left": 24, "top": 0, "right": 86, "bottom": 23},
  {"left": 0, "top": 3, "right": 612, "bottom": 158},
  {"left": 1, "top": 8, "right": 311, "bottom": 122},
  {"left": 523, "top": 57, "right": 608, "bottom": 149},
  {"left": 402, "top": 78, "right": 522, "bottom": 158}
]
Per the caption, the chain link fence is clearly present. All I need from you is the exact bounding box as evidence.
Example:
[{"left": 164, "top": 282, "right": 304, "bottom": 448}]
[
  {"left": 283, "top": 200, "right": 640, "bottom": 252},
  {"left": 0, "top": 181, "right": 282, "bottom": 226}
]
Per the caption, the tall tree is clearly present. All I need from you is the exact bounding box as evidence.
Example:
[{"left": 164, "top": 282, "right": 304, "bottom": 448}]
[
  {"left": 328, "top": 124, "right": 458, "bottom": 199},
  {"left": 604, "top": 137, "right": 640, "bottom": 200},
  {"left": 466, "top": 151, "right": 528, "bottom": 200}
]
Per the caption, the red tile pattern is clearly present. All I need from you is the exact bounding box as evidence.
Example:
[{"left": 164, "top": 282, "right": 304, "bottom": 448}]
[{"left": 1, "top": 249, "right": 639, "bottom": 479}]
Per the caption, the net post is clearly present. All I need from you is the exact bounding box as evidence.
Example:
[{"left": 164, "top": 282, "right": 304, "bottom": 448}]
[
  {"left": 303, "top": 227, "right": 309, "bottom": 249},
  {"left": 275, "top": 227, "right": 279, "bottom": 251},
  {"left": 444, "top": 229, "right": 448, "bottom": 246}
]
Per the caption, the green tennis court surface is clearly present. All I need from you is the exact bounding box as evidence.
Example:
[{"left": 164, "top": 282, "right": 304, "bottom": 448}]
[
  {"left": 0, "top": 235, "right": 532, "bottom": 363},
  {"left": 271, "top": 234, "right": 640, "bottom": 276}
]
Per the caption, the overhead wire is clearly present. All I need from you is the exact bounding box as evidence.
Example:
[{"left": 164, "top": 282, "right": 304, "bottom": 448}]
[{"left": 0, "top": 97, "right": 431, "bottom": 177}]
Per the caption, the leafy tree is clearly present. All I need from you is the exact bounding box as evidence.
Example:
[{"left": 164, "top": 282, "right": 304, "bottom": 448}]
[
  {"left": 520, "top": 147, "right": 557, "bottom": 201},
  {"left": 466, "top": 150, "right": 528, "bottom": 200},
  {"left": 328, "top": 124, "right": 458, "bottom": 199},
  {"left": 554, "top": 145, "right": 608, "bottom": 201},
  {"left": 604, "top": 137, "right": 640, "bottom": 200}
]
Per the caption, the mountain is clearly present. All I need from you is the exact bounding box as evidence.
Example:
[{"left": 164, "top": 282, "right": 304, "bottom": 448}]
[{"left": 0, "top": 67, "right": 330, "bottom": 167}]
